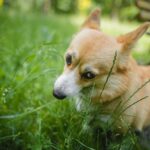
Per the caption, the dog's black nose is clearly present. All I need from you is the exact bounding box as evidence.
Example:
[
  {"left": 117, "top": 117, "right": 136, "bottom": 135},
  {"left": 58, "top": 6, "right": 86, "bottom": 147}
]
[{"left": 53, "top": 90, "right": 66, "bottom": 100}]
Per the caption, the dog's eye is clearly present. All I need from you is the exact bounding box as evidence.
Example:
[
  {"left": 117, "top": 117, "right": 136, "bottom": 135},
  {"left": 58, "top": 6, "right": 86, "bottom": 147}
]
[
  {"left": 81, "top": 72, "right": 96, "bottom": 79},
  {"left": 66, "top": 54, "right": 72, "bottom": 65}
]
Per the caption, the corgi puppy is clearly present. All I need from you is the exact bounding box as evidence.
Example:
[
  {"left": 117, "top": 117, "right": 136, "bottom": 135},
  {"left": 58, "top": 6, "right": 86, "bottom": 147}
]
[{"left": 53, "top": 9, "right": 150, "bottom": 132}]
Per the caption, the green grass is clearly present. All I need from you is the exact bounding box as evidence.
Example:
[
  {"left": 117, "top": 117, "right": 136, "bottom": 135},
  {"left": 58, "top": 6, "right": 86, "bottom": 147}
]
[{"left": 0, "top": 10, "right": 149, "bottom": 150}]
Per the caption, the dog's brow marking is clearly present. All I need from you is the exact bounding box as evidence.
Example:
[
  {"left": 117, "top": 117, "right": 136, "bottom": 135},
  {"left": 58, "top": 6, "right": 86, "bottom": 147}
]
[
  {"left": 84, "top": 66, "right": 92, "bottom": 72},
  {"left": 66, "top": 54, "right": 72, "bottom": 65}
]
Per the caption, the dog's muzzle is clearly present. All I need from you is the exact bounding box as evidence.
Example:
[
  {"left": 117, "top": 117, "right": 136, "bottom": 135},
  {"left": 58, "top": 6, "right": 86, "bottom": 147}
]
[{"left": 53, "top": 70, "right": 80, "bottom": 100}]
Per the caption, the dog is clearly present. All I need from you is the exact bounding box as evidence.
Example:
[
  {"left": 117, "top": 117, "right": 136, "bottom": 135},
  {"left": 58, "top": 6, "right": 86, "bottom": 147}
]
[{"left": 53, "top": 8, "right": 150, "bottom": 133}]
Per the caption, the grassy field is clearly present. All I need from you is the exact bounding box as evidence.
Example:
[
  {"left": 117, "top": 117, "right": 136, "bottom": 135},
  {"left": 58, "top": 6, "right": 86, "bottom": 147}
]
[{"left": 0, "top": 10, "right": 150, "bottom": 150}]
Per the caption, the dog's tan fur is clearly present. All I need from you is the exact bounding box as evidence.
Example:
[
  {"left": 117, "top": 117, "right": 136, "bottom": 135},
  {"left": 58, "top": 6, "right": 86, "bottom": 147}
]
[{"left": 54, "top": 9, "right": 150, "bottom": 132}]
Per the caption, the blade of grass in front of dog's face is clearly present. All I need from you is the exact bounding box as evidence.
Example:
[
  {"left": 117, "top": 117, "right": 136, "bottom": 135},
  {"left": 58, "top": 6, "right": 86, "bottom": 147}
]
[{"left": 98, "top": 51, "right": 118, "bottom": 100}]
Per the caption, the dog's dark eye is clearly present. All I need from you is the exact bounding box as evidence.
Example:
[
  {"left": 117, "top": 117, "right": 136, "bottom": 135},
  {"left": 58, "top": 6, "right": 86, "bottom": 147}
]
[
  {"left": 66, "top": 54, "right": 72, "bottom": 65},
  {"left": 81, "top": 72, "right": 96, "bottom": 79}
]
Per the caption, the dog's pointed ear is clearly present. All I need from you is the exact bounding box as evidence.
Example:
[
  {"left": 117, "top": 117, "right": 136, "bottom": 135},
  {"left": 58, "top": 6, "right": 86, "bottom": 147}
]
[
  {"left": 81, "top": 8, "right": 101, "bottom": 30},
  {"left": 117, "top": 22, "right": 150, "bottom": 70},
  {"left": 117, "top": 22, "right": 150, "bottom": 52}
]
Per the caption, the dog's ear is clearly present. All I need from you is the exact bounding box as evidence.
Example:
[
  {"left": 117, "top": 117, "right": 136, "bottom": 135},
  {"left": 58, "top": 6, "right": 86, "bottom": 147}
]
[
  {"left": 81, "top": 8, "right": 101, "bottom": 30},
  {"left": 117, "top": 22, "right": 150, "bottom": 52},
  {"left": 117, "top": 22, "right": 150, "bottom": 69}
]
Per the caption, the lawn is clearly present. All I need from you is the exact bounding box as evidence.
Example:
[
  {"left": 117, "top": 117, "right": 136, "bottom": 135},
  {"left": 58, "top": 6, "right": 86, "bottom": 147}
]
[{"left": 0, "top": 10, "right": 149, "bottom": 150}]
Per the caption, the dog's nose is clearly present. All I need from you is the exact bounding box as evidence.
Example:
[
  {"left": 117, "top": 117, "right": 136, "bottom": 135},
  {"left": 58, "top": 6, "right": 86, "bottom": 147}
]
[{"left": 53, "top": 90, "right": 66, "bottom": 100}]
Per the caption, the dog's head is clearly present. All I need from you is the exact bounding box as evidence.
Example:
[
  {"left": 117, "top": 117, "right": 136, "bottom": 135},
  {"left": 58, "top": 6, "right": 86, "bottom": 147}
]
[{"left": 53, "top": 9, "right": 150, "bottom": 101}]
